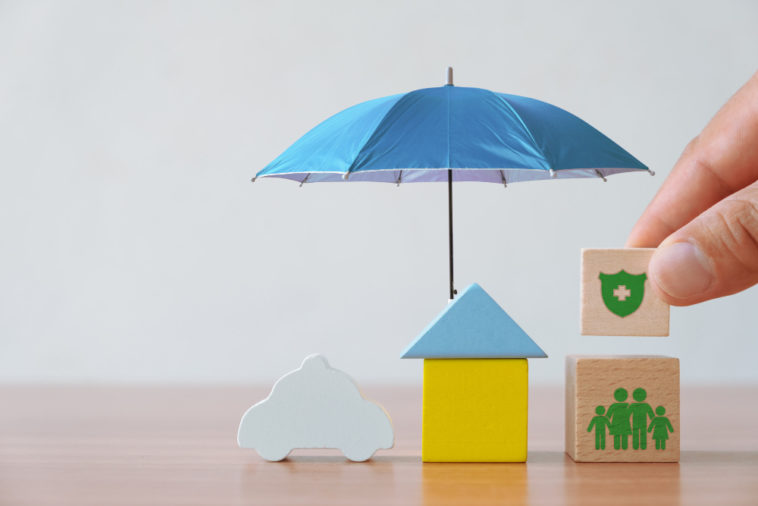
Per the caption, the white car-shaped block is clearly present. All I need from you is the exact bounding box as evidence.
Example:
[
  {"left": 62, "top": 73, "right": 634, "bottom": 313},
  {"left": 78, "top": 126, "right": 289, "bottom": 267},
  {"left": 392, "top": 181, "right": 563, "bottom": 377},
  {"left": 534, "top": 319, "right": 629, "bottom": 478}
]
[{"left": 237, "top": 354, "right": 394, "bottom": 462}]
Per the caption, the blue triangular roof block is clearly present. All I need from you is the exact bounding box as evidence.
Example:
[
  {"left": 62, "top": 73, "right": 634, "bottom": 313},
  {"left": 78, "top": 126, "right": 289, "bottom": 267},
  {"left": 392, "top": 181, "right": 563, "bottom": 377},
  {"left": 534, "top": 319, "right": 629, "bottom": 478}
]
[{"left": 401, "top": 283, "right": 547, "bottom": 359}]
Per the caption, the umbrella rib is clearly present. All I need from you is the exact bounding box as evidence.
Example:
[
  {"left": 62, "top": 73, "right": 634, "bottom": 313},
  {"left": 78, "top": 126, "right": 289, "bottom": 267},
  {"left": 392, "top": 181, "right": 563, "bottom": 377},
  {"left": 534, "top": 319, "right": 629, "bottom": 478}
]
[
  {"left": 499, "top": 170, "right": 508, "bottom": 188},
  {"left": 594, "top": 169, "right": 607, "bottom": 182},
  {"left": 492, "top": 92, "right": 555, "bottom": 175},
  {"left": 299, "top": 173, "right": 310, "bottom": 187},
  {"left": 343, "top": 93, "right": 410, "bottom": 180},
  {"left": 396, "top": 170, "right": 402, "bottom": 186}
]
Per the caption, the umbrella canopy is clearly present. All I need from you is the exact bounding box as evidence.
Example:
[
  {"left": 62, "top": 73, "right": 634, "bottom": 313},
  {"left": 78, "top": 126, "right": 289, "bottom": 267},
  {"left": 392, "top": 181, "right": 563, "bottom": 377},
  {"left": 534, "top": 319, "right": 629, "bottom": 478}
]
[
  {"left": 255, "top": 70, "right": 651, "bottom": 299},
  {"left": 255, "top": 83, "right": 649, "bottom": 185}
]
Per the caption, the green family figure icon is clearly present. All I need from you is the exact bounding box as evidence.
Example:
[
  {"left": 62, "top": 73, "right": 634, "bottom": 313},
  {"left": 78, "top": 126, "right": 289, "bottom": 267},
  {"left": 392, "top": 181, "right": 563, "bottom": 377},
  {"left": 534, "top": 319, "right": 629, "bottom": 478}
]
[{"left": 587, "top": 387, "right": 674, "bottom": 451}]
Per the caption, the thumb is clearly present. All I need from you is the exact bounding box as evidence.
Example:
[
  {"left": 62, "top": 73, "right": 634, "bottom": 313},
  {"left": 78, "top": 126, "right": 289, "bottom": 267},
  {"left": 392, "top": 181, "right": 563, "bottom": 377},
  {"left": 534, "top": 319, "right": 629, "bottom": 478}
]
[{"left": 648, "top": 181, "right": 758, "bottom": 306}]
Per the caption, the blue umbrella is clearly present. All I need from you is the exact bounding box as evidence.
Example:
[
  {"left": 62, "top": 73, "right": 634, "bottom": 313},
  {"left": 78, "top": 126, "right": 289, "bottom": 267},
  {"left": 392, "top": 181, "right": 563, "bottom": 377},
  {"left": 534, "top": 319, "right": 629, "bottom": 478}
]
[{"left": 255, "top": 68, "right": 652, "bottom": 299}]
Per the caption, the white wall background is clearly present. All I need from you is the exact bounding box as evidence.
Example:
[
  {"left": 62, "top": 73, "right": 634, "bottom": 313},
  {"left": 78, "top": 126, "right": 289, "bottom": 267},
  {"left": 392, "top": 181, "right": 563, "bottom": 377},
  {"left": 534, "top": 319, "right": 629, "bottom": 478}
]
[{"left": 1, "top": 0, "right": 757, "bottom": 385}]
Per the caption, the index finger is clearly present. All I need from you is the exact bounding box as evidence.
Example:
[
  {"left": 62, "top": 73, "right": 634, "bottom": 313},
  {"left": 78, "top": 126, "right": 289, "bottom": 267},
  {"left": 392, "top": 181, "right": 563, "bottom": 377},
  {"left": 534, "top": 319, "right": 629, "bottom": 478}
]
[{"left": 626, "top": 70, "right": 758, "bottom": 248}]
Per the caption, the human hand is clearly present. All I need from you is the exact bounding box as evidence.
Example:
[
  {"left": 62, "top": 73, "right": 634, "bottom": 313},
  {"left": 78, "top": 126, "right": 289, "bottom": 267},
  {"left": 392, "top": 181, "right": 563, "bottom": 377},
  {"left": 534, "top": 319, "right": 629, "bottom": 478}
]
[{"left": 626, "top": 71, "right": 758, "bottom": 306}]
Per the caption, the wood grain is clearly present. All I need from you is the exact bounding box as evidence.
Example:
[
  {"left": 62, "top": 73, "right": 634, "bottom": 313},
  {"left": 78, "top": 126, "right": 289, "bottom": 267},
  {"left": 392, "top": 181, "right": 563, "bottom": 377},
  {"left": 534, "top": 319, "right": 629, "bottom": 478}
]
[
  {"left": 1, "top": 385, "right": 757, "bottom": 505},
  {"left": 566, "top": 355, "right": 679, "bottom": 462},
  {"left": 581, "top": 248, "right": 670, "bottom": 336}
]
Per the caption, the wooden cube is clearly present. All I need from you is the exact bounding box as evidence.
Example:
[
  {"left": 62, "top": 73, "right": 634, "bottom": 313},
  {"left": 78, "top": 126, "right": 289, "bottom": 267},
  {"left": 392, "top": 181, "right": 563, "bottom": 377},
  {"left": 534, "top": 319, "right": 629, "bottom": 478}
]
[
  {"left": 565, "top": 355, "right": 679, "bottom": 462},
  {"left": 581, "top": 248, "right": 670, "bottom": 336}
]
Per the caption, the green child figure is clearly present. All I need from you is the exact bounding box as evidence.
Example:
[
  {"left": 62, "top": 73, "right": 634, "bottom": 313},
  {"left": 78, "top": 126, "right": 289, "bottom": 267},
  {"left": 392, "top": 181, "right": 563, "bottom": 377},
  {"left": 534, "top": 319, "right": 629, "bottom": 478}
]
[
  {"left": 648, "top": 406, "right": 674, "bottom": 450},
  {"left": 629, "top": 387, "right": 655, "bottom": 450},
  {"left": 587, "top": 406, "right": 611, "bottom": 450},
  {"left": 606, "top": 388, "right": 631, "bottom": 450}
]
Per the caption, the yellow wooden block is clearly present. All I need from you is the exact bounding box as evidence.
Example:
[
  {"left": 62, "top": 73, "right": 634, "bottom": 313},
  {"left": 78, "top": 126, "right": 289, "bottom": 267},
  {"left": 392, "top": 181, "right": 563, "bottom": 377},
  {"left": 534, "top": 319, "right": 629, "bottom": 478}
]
[{"left": 422, "top": 358, "right": 528, "bottom": 462}]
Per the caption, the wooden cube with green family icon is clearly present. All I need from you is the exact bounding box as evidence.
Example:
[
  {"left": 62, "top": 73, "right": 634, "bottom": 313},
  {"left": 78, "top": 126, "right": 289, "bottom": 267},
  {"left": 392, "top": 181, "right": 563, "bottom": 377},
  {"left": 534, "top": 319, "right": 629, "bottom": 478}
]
[{"left": 566, "top": 355, "right": 680, "bottom": 463}]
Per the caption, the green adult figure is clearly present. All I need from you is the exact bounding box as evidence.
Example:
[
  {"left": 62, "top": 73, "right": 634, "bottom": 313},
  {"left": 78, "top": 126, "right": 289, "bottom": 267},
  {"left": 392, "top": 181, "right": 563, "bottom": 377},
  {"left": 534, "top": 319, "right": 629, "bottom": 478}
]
[
  {"left": 587, "top": 406, "right": 611, "bottom": 450},
  {"left": 648, "top": 406, "right": 674, "bottom": 450},
  {"left": 606, "top": 388, "right": 631, "bottom": 450},
  {"left": 629, "top": 387, "right": 655, "bottom": 450}
]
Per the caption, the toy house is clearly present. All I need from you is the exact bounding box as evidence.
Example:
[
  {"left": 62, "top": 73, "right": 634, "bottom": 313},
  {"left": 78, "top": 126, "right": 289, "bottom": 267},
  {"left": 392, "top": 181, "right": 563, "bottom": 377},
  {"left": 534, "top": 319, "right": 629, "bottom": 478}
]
[{"left": 401, "top": 283, "right": 547, "bottom": 462}]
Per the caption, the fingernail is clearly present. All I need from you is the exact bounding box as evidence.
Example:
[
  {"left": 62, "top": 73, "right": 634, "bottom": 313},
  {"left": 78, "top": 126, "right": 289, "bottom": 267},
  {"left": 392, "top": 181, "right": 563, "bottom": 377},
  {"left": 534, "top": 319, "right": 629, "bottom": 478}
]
[{"left": 650, "top": 242, "right": 714, "bottom": 299}]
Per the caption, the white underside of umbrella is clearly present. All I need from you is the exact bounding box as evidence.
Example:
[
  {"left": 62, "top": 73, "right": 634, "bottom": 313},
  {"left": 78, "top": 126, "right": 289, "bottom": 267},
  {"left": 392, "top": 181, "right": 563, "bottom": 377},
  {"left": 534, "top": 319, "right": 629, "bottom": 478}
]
[{"left": 253, "top": 166, "right": 653, "bottom": 185}]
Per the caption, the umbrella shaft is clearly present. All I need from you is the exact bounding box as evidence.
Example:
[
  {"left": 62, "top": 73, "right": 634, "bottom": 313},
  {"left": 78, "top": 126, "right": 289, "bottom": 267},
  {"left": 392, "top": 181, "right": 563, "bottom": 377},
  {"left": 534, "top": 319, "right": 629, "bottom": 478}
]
[{"left": 448, "top": 169, "right": 455, "bottom": 300}]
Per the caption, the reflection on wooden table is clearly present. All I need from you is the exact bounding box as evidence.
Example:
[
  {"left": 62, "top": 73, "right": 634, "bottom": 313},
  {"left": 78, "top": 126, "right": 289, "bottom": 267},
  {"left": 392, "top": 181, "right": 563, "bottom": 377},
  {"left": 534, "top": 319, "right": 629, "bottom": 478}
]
[{"left": 0, "top": 386, "right": 756, "bottom": 505}]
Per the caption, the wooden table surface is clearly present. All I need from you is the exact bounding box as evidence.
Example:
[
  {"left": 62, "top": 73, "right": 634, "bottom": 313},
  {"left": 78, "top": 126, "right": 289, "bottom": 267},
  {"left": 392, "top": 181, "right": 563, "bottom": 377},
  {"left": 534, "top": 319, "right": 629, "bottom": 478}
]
[{"left": 1, "top": 385, "right": 757, "bottom": 505}]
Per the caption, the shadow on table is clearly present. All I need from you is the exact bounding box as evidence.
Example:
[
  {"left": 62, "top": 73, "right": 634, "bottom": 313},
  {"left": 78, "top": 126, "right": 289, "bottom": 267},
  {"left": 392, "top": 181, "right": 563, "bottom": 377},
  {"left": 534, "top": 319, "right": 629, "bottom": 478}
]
[
  {"left": 559, "top": 451, "right": 681, "bottom": 504},
  {"left": 238, "top": 451, "right": 758, "bottom": 504},
  {"left": 419, "top": 452, "right": 681, "bottom": 505},
  {"left": 239, "top": 452, "right": 419, "bottom": 503},
  {"left": 271, "top": 455, "right": 419, "bottom": 463}
]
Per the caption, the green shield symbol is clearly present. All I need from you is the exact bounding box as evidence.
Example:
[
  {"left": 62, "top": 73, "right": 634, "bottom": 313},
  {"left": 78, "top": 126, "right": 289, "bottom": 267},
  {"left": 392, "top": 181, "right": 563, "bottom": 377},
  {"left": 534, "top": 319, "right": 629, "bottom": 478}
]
[{"left": 599, "top": 270, "right": 647, "bottom": 317}]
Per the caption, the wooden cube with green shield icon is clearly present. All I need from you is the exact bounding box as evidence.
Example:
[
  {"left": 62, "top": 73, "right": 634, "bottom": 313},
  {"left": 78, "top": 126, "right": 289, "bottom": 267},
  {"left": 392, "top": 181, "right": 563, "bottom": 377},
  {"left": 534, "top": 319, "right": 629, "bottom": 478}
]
[{"left": 581, "top": 248, "right": 670, "bottom": 336}]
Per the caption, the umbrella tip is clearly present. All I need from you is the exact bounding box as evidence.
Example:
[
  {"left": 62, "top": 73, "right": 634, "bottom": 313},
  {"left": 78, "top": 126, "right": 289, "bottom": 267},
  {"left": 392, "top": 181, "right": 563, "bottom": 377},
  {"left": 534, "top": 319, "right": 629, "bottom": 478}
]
[
  {"left": 549, "top": 169, "right": 557, "bottom": 178},
  {"left": 251, "top": 176, "right": 257, "bottom": 183},
  {"left": 647, "top": 168, "right": 656, "bottom": 176},
  {"left": 594, "top": 169, "right": 607, "bottom": 182},
  {"left": 342, "top": 172, "right": 349, "bottom": 180},
  {"left": 447, "top": 67, "right": 453, "bottom": 86}
]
